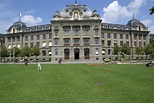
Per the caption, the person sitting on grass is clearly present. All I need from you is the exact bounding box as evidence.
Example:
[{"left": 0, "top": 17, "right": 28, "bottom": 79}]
[{"left": 146, "top": 61, "right": 152, "bottom": 67}]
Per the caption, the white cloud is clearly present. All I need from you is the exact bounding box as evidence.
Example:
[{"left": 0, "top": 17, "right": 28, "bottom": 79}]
[
  {"left": 141, "top": 19, "right": 152, "bottom": 26},
  {"left": 21, "top": 15, "right": 43, "bottom": 25},
  {"left": 102, "top": 0, "right": 147, "bottom": 23},
  {"left": 149, "top": 26, "right": 154, "bottom": 33}
]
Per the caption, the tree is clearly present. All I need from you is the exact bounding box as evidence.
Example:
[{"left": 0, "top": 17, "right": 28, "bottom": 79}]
[
  {"left": 135, "top": 46, "right": 144, "bottom": 59},
  {"left": 120, "top": 44, "right": 131, "bottom": 59},
  {"left": 149, "top": 34, "right": 154, "bottom": 46},
  {"left": 11, "top": 46, "right": 21, "bottom": 60},
  {"left": 21, "top": 45, "right": 32, "bottom": 58},
  {"left": 31, "top": 45, "right": 40, "bottom": 62},
  {"left": 149, "top": 6, "right": 154, "bottom": 15},
  {"left": 144, "top": 44, "right": 154, "bottom": 59},
  {"left": 1, "top": 46, "right": 9, "bottom": 62},
  {"left": 113, "top": 44, "right": 120, "bottom": 59}
]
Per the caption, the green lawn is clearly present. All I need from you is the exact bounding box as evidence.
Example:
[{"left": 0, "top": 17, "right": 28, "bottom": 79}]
[{"left": 0, "top": 64, "right": 154, "bottom": 103}]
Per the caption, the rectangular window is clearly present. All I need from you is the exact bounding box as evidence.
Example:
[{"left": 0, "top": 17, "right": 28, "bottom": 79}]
[
  {"left": 25, "top": 43, "right": 28, "bottom": 46},
  {"left": 64, "top": 39, "right": 70, "bottom": 44},
  {"left": 126, "top": 41, "right": 129, "bottom": 46},
  {"left": 55, "top": 31, "right": 58, "bottom": 36},
  {"left": 95, "top": 48, "right": 99, "bottom": 55},
  {"left": 95, "top": 38, "right": 99, "bottom": 44},
  {"left": 102, "top": 40, "right": 104, "bottom": 46},
  {"left": 107, "top": 33, "right": 111, "bottom": 38},
  {"left": 101, "top": 32, "right": 104, "bottom": 38},
  {"left": 12, "top": 37, "right": 15, "bottom": 42},
  {"left": 83, "top": 39, "right": 89, "bottom": 44},
  {"left": 120, "top": 41, "right": 123, "bottom": 46},
  {"left": 49, "top": 33, "right": 52, "bottom": 39},
  {"left": 25, "top": 36, "right": 28, "bottom": 41},
  {"left": 143, "top": 35, "right": 146, "bottom": 40},
  {"left": 139, "top": 35, "right": 142, "bottom": 40},
  {"left": 94, "top": 30, "right": 98, "bottom": 36},
  {"left": 37, "top": 35, "right": 40, "bottom": 40},
  {"left": 134, "top": 41, "right": 137, "bottom": 46},
  {"left": 55, "top": 49, "right": 58, "bottom": 55},
  {"left": 107, "top": 40, "right": 111, "bottom": 46},
  {"left": 30, "top": 42, "right": 33, "bottom": 48},
  {"left": 55, "top": 39, "right": 58, "bottom": 45},
  {"left": 134, "top": 34, "right": 137, "bottom": 40},
  {"left": 74, "top": 39, "right": 79, "bottom": 44},
  {"left": 36, "top": 42, "right": 40, "bottom": 47},
  {"left": 43, "top": 34, "right": 46, "bottom": 39},
  {"left": 17, "top": 37, "right": 20, "bottom": 42},
  {"left": 114, "top": 33, "right": 117, "bottom": 39},
  {"left": 139, "top": 42, "right": 141, "bottom": 46},
  {"left": 126, "top": 34, "right": 129, "bottom": 39},
  {"left": 120, "top": 34, "right": 123, "bottom": 39},
  {"left": 8, "top": 37, "right": 11, "bottom": 42},
  {"left": 31, "top": 35, "right": 33, "bottom": 40}
]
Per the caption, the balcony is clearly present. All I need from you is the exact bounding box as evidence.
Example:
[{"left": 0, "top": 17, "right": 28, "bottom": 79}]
[
  {"left": 63, "top": 36, "right": 71, "bottom": 39},
  {"left": 94, "top": 35, "right": 99, "bottom": 38},
  {"left": 83, "top": 35, "right": 90, "bottom": 38},
  {"left": 54, "top": 35, "right": 59, "bottom": 38},
  {"left": 63, "top": 44, "right": 70, "bottom": 47},
  {"left": 73, "top": 44, "right": 80, "bottom": 47},
  {"left": 73, "top": 35, "right": 80, "bottom": 38}
]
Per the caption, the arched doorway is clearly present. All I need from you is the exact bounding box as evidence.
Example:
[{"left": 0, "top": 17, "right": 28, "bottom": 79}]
[
  {"left": 84, "top": 48, "right": 90, "bottom": 59},
  {"left": 74, "top": 48, "right": 80, "bottom": 60},
  {"left": 64, "top": 48, "right": 70, "bottom": 59}
]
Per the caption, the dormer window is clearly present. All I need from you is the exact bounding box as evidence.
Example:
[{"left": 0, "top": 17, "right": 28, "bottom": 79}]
[
  {"left": 66, "top": 10, "right": 69, "bottom": 12},
  {"left": 84, "top": 9, "right": 86, "bottom": 12}
]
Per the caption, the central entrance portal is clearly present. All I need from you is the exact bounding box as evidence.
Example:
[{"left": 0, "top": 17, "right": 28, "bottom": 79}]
[
  {"left": 64, "top": 49, "right": 70, "bottom": 59},
  {"left": 74, "top": 48, "right": 80, "bottom": 60},
  {"left": 84, "top": 48, "right": 90, "bottom": 59}
]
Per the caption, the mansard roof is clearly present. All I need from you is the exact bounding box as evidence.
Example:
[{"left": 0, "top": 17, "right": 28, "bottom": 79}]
[{"left": 60, "top": 4, "right": 92, "bottom": 18}]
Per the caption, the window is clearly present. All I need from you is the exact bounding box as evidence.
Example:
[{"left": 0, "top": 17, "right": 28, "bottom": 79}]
[
  {"left": 43, "top": 34, "right": 46, "bottom": 39},
  {"left": 94, "top": 30, "right": 98, "bottom": 36},
  {"left": 120, "top": 41, "right": 123, "bottom": 46},
  {"left": 143, "top": 42, "right": 145, "bottom": 46},
  {"left": 30, "top": 42, "right": 33, "bottom": 48},
  {"left": 55, "top": 49, "right": 58, "bottom": 55},
  {"left": 17, "top": 37, "right": 20, "bottom": 42},
  {"left": 42, "top": 50, "right": 46, "bottom": 56},
  {"left": 134, "top": 34, "right": 137, "bottom": 40},
  {"left": 102, "top": 40, "right": 104, "bottom": 46},
  {"left": 49, "top": 33, "right": 52, "bottom": 39},
  {"left": 143, "top": 35, "right": 146, "bottom": 40},
  {"left": 134, "top": 41, "right": 137, "bottom": 47},
  {"left": 64, "top": 39, "right": 70, "bottom": 44},
  {"left": 31, "top": 35, "right": 33, "bottom": 40},
  {"left": 25, "top": 43, "right": 28, "bottom": 46},
  {"left": 102, "top": 32, "right": 104, "bottom": 38},
  {"left": 42, "top": 42, "right": 46, "bottom": 47},
  {"left": 73, "top": 26, "right": 80, "bottom": 35},
  {"left": 74, "top": 39, "right": 79, "bottom": 44},
  {"left": 12, "top": 37, "right": 15, "bottom": 42},
  {"left": 55, "top": 39, "right": 58, "bottom": 45},
  {"left": 120, "top": 34, "right": 123, "bottom": 39},
  {"left": 83, "top": 26, "right": 90, "bottom": 35},
  {"left": 126, "top": 41, "right": 129, "bottom": 46},
  {"left": 36, "top": 42, "right": 40, "bottom": 47},
  {"left": 37, "top": 35, "right": 40, "bottom": 40},
  {"left": 139, "top": 35, "right": 142, "bottom": 40},
  {"left": 49, "top": 42, "right": 52, "bottom": 47},
  {"left": 63, "top": 26, "right": 70, "bottom": 35},
  {"left": 83, "top": 39, "right": 89, "bottom": 44},
  {"left": 95, "top": 38, "right": 99, "bottom": 44},
  {"left": 107, "top": 33, "right": 111, "bottom": 38},
  {"left": 95, "top": 48, "right": 99, "bottom": 55},
  {"left": 107, "top": 41, "right": 111, "bottom": 46},
  {"left": 25, "top": 36, "right": 28, "bottom": 41},
  {"left": 55, "top": 30, "right": 58, "bottom": 36},
  {"left": 139, "top": 42, "right": 141, "bottom": 46},
  {"left": 8, "top": 37, "right": 11, "bottom": 42},
  {"left": 126, "top": 34, "right": 129, "bottom": 39},
  {"left": 114, "top": 33, "right": 117, "bottom": 39}
]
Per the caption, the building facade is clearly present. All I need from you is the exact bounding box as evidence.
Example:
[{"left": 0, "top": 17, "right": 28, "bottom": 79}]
[{"left": 4, "top": 2, "right": 150, "bottom": 61}]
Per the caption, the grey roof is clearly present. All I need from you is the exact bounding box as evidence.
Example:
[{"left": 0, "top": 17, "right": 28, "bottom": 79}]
[
  {"left": 8, "top": 21, "right": 27, "bottom": 32},
  {"left": 60, "top": 4, "right": 92, "bottom": 18},
  {"left": 102, "top": 23, "right": 129, "bottom": 30},
  {"left": 126, "top": 18, "right": 146, "bottom": 28}
]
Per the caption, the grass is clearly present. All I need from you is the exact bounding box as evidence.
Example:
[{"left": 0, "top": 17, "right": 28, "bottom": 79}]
[{"left": 0, "top": 64, "right": 154, "bottom": 103}]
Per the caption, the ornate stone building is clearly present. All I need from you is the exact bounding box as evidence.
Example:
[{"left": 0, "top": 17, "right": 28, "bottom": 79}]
[{"left": 4, "top": 2, "right": 150, "bottom": 61}]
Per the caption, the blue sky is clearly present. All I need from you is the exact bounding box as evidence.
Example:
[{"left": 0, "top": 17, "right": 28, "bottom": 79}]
[{"left": 0, "top": 0, "right": 154, "bottom": 33}]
